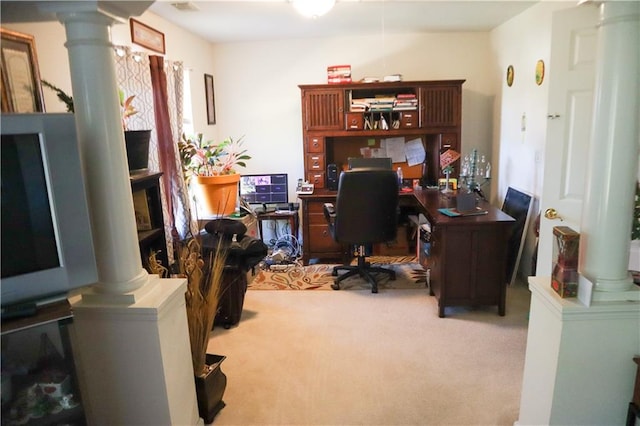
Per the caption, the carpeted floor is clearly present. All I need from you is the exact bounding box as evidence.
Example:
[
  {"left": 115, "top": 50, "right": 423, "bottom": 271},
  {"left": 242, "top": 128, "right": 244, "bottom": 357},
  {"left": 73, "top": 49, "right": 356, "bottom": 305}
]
[
  {"left": 248, "top": 256, "right": 428, "bottom": 290},
  {"left": 209, "top": 280, "right": 532, "bottom": 425}
]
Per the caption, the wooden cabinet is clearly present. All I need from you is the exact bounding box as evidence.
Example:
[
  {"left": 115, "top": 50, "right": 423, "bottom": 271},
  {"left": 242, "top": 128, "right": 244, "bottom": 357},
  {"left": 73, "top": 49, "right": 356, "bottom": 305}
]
[
  {"left": 130, "top": 171, "right": 169, "bottom": 272},
  {"left": 298, "top": 80, "right": 464, "bottom": 264}
]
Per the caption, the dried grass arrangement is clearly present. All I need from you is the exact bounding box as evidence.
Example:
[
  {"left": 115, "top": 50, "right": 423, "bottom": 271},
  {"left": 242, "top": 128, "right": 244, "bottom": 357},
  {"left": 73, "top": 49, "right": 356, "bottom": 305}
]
[{"left": 177, "top": 237, "right": 228, "bottom": 376}]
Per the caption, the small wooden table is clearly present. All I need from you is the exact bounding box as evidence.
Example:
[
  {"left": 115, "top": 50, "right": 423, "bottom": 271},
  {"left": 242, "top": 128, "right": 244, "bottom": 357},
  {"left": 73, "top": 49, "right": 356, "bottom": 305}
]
[{"left": 257, "top": 210, "right": 299, "bottom": 242}]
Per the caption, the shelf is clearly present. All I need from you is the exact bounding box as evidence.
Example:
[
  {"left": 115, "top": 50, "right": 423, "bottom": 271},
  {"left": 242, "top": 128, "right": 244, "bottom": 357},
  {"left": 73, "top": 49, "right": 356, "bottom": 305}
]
[{"left": 137, "top": 227, "right": 164, "bottom": 245}]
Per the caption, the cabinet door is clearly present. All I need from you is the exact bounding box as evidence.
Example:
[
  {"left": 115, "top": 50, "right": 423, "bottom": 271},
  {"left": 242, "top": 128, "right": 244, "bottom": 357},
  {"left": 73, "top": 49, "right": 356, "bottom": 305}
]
[
  {"left": 302, "top": 88, "right": 344, "bottom": 131},
  {"left": 420, "top": 85, "right": 461, "bottom": 127}
]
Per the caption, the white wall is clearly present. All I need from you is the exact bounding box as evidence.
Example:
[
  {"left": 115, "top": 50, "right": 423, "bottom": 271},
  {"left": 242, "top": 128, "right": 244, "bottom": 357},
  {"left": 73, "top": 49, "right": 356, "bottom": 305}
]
[{"left": 489, "top": 1, "right": 576, "bottom": 279}]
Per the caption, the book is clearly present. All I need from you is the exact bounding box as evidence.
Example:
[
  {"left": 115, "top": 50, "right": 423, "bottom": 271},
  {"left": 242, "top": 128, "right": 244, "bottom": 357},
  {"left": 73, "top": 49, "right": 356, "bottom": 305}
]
[{"left": 438, "top": 207, "right": 488, "bottom": 217}]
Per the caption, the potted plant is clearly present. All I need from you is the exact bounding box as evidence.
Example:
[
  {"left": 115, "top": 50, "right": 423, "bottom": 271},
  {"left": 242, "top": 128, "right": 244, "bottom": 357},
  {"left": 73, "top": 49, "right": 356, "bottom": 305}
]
[
  {"left": 176, "top": 237, "right": 229, "bottom": 423},
  {"left": 120, "top": 90, "right": 151, "bottom": 172},
  {"left": 41, "top": 82, "right": 150, "bottom": 172},
  {"left": 178, "top": 133, "right": 250, "bottom": 216},
  {"left": 148, "top": 237, "right": 229, "bottom": 423}
]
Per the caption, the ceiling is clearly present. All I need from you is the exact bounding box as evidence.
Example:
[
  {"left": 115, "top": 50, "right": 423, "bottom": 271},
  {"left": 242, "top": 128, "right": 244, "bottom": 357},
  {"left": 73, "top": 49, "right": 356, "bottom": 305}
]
[{"left": 148, "top": 1, "right": 539, "bottom": 43}]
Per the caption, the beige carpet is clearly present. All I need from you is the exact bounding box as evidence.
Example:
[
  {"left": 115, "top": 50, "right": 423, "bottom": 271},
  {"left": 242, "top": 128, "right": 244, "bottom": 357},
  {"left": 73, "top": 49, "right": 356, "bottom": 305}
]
[
  {"left": 249, "top": 256, "right": 427, "bottom": 290},
  {"left": 207, "top": 279, "right": 531, "bottom": 425}
]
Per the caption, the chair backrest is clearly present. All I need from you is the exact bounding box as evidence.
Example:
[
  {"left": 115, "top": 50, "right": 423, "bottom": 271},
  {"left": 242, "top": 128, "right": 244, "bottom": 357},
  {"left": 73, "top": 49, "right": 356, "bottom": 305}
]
[{"left": 333, "top": 168, "right": 399, "bottom": 245}]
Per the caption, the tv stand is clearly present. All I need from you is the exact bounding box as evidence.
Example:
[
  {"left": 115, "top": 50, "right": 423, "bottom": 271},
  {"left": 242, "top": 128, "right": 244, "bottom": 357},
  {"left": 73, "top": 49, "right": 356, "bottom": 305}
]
[{"left": 1, "top": 300, "right": 87, "bottom": 424}]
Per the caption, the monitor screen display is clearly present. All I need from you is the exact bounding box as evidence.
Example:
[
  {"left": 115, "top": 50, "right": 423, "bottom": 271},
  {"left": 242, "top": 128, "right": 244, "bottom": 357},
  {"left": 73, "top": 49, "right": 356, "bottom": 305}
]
[
  {"left": 240, "top": 173, "right": 288, "bottom": 205},
  {"left": 348, "top": 157, "right": 393, "bottom": 170}
]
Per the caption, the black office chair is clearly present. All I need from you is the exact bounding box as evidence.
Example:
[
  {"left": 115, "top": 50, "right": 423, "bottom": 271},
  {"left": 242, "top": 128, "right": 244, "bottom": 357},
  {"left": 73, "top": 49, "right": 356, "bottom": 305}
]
[{"left": 323, "top": 168, "right": 399, "bottom": 293}]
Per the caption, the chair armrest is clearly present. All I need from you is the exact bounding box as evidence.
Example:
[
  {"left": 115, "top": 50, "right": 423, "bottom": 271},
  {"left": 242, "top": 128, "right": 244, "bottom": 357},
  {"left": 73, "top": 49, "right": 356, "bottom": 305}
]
[{"left": 323, "top": 203, "right": 336, "bottom": 223}]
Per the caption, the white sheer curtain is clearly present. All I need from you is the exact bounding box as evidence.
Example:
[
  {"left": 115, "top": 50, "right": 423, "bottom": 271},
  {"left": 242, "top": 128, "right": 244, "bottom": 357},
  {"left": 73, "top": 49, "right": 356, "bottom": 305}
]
[{"left": 114, "top": 46, "right": 195, "bottom": 266}]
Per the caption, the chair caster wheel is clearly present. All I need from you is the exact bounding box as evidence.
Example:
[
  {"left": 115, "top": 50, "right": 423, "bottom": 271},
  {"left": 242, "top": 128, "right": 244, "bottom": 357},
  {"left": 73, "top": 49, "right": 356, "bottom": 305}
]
[
  {"left": 331, "top": 281, "right": 340, "bottom": 290},
  {"left": 372, "top": 287, "right": 378, "bottom": 294},
  {"left": 332, "top": 270, "right": 338, "bottom": 276}
]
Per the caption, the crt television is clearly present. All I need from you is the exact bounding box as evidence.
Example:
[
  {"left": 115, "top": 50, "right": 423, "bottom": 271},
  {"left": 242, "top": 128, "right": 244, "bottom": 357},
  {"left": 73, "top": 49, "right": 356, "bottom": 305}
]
[
  {"left": 1, "top": 113, "right": 98, "bottom": 308},
  {"left": 239, "top": 174, "right": 288, "bottom": 205}
]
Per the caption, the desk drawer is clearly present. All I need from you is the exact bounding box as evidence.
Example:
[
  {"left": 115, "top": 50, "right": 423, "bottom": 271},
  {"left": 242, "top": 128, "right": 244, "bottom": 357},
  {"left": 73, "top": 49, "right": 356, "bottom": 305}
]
[
  {"left": 306, "top": 136, "right": 325, "bottom": 153},
  {"left": 308, "top": 201, "right": 329, "bottom": 224},
  {"left": 306, "top": 171, "right": 325, "bottom": 188},
  {"left": 345, "top": 112, "right": 363, "bottom": 130},
  {"left": 306, "top": 154, "right": 325, "bottom": 171},
  {"left": 309, "top": 224, "right": 340, "bottom": 252}
]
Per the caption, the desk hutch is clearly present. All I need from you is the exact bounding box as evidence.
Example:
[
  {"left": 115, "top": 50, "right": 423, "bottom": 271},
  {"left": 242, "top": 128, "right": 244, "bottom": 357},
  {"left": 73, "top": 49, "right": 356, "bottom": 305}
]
[{"left": 298, "top": 80, "right": 464, "bottom": 264}]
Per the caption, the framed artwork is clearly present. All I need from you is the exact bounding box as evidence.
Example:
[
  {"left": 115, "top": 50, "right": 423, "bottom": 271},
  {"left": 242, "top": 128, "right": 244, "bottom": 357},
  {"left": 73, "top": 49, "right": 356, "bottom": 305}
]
[
  {"left": 205, "top": 74, "right": 216, "bottom": 125},
  {"left": 535, "top": 59, "right": 545, "bottom": 86},
  {"left": 506, "top": 65, "right": 514, "bottom": 87},
  {"left": 130, "top": 19, "right": 165, "bottom": 54},
  {"left": 1, "top": 28, "right": 45, "bottom": 113}
]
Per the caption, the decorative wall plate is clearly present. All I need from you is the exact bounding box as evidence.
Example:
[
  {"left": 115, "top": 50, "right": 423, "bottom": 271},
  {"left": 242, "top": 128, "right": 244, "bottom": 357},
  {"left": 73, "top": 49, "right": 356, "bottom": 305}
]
[
  {"left": 506, "top": 65, "right": 514, "bottom": 87},
  {"left": 535, "top": 59, "right": 545, "bottom": 85}
]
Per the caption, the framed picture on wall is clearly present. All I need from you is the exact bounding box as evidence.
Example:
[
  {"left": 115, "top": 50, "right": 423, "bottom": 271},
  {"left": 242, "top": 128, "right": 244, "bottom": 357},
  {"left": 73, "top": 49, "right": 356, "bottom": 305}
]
[
  {"left": 130, "top": 19, "right": 165, "bottom": 54},
  {"left": 205, "top": 74, "right": 216, "bottom": 125},
  {"left": 1, "top": 28, "right": 45, "bottom": 113}
]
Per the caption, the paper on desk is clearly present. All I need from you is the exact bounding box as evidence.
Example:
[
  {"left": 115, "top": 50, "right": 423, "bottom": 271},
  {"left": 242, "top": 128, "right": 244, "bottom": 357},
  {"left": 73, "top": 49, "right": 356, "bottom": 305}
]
[
  {"left": 405, "top": 138, "right": 425, "bottom": 166},
  {"left": 381, "top": 137, "right": 406, "bottom": 163}
]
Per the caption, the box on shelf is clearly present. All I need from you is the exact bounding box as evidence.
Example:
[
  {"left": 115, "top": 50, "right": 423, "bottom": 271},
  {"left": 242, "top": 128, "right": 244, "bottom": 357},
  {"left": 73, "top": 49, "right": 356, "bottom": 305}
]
[
  {"left": 551, "top": 226, "right": 580, "bottom": 297},
  {"left": 551, "top": 262, "right": 579, "bottom": 297}
]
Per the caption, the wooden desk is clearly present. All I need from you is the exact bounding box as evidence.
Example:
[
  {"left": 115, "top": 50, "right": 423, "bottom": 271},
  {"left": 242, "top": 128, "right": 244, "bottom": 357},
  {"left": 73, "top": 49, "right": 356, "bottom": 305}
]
[
  {"left": 256, "top": 210, "right": 299, "bottom": 242},
  {"left": 298, "top": 189, "right": 515, "bottom": 317},
  {"left": 413, "top": 190, "right": 515, "bottom": 317}
]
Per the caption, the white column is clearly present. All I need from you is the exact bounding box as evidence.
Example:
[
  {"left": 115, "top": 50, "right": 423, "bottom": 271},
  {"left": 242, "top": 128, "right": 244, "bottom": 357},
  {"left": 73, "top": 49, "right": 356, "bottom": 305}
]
[
  {"left": 579, "top": 1, "right": 640, "bottom": 293},
  {"left": 38, "top": 4, "right": 202, "bottom": 424},
  {"left": 57, "top": 9, "right": 151, "bottom": 300}
]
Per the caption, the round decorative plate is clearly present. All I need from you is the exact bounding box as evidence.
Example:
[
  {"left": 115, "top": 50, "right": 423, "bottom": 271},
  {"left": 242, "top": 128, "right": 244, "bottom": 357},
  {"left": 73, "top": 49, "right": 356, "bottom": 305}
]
[
  {"left": 506, "top": 65, "right": 514, "bottom": 87},
  {"left": 535, "top": 59, "right": 545, "bottom": 85}
]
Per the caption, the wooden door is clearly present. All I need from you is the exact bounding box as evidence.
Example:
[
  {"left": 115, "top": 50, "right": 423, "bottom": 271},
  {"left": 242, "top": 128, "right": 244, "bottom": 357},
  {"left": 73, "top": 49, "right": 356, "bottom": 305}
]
[{"left": 536, "top": 4, "right": 598, "bottom": 276}]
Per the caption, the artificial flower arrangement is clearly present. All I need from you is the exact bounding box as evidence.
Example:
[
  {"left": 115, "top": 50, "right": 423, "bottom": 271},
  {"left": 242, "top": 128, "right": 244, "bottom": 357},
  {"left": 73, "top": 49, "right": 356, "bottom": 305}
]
[{"left": 178, "top": 133, "right": 251, "bottom": 184}]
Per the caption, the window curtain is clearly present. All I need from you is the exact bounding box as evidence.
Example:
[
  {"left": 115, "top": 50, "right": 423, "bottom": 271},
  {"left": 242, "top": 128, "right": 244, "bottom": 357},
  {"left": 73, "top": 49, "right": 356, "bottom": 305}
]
[{"left": 114, "top": 46, "right": 195, "bottom": 266}]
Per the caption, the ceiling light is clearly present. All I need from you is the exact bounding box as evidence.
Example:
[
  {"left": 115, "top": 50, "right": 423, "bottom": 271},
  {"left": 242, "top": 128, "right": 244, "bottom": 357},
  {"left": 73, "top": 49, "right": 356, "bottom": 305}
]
[{"left": 292, "top": 0, "right": 336, "bottom": 19}]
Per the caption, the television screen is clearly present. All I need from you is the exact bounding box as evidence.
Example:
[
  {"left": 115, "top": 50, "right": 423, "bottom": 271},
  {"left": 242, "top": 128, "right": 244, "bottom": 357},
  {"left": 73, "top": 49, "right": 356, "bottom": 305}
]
[
  {"left": 1, "top": 134, "right": 60, "bottom": 278},
  {"left": 239, "top": 174, "right": 288, "bottom": 205}
]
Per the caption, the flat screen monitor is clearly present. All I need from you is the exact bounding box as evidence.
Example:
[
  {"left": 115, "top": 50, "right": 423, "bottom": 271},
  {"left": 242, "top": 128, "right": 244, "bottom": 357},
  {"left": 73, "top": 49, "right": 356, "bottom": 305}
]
[
  {"left": 239, "top": 173, "right": 288, "bottom": 205},
  {"left": 348, "top": 157, "right": 393, "bottom": 170}
]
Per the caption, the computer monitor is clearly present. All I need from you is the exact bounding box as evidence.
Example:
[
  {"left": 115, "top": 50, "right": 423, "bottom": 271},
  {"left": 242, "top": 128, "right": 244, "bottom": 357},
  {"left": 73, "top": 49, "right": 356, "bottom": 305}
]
[
  {"left": 348, "top": 157, "right": 393, "bottom": 170},
  {"left": 239, "top": 173, "right": 288, "bottom": 205}
]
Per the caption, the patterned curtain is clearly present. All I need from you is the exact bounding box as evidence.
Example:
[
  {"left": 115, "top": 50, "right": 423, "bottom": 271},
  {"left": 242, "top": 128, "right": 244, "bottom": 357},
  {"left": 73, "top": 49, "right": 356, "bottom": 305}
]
[{"left": 114, "top": 46, "right": 194, "bottom": 266}]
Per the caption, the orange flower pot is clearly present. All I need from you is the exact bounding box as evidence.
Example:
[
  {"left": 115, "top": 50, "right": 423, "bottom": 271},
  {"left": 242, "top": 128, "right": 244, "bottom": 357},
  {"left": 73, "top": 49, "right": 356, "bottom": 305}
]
[{"left": 195, "top": 174, "right": 240, "bottom": 216}]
